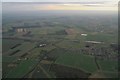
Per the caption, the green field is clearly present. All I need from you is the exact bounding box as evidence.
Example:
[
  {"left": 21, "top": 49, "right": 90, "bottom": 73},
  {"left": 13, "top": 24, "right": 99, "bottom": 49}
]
[
  {"left": 2, "top": 56, "right": 18, "bottom": 77},
  {"left": 6, "top": 58, "right": 38, "bottom": 78},
  {"left": 30, "top": 26, "right": 66, "bottom": 35},
  {"left": 98, "top": 59, "right": 118, "bottom": 72},
  {"left": 3, "top": 56, "right": 17, "bottom": 62},
  {"left": 86, "top": 33, "right": 117, "bottom": 43},
  {"left": 4, "top": 41, "right": 36, "bottom": 57},
  {"left": 2, "top": 39, "right": 24, "bottom": 53},
  {"left": 56, "top": 40, "right": 84, "bottom": 49},
  {"left": 55, "top": 53, "right": 98, "bottom": 73}
]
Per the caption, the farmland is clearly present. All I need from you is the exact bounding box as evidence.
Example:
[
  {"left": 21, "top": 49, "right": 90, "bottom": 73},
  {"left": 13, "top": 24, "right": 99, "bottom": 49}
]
[
  {"left": 5, "top": 58, "right": 38, "bottom": 78},
  {"left": 55, "top": 53, "right": 98, "bottom": 73},
  {"left": 2, "top": 4, "right": 118, "bottom": 78}
]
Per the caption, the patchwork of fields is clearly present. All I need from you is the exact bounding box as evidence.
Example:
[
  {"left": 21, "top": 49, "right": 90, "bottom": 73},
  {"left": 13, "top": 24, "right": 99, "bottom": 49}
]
[{"left": 2, "top": 14, "right": 118, "bottom": 78}]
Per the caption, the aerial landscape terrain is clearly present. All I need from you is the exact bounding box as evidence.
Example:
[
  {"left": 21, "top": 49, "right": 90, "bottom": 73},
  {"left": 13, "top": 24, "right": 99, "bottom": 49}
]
[{"left": 2, "top": 1, "right": 118, "bottom": 78}]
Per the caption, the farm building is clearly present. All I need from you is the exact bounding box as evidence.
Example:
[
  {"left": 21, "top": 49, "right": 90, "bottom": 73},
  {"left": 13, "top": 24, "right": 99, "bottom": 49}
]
[
  {"left": 39, "top": 44, "right": 46, "bottom": 47},
  {"left": 81, "top": 34, "right": 87, "bottom": 36}
]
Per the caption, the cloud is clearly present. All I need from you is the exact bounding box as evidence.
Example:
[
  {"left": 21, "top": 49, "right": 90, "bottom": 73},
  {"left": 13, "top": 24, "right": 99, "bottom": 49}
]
[{"left": 2, "top": 2, "right": 118, "bottom": 12}]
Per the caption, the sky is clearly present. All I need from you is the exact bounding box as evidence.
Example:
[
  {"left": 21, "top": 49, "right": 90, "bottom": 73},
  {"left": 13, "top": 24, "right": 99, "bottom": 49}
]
[{"left": 2, "top": 0, "right": 119, "bottom": 11}]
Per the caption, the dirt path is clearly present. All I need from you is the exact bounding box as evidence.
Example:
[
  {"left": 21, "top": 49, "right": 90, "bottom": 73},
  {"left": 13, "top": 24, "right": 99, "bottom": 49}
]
[
  {"left": 28, "top": 69, "right": 35, "bottom": 78},
  {"left": 38, "top": 65, "right": 51, "bottom": 78},
  {"left": 94, "top": 56, "right": 101, "bottom": 70}
]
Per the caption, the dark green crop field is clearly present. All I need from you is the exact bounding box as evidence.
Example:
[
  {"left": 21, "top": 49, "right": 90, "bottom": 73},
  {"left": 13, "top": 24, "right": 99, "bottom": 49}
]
[{"left": 56, "top": 53, "right": 98, "bottom": 73}]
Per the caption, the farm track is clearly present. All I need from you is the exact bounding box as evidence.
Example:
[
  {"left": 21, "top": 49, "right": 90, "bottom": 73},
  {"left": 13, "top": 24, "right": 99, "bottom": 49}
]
[
  {"left": 23, "top": 50, "right": 53, "bottom": 78},
  {"left": 95, "top": 56, "right": 101, "bottom": 70},
  {"left": 38, "top": 65, "right": 51, "bottom": 78},
  {"left": 28, "top": 69, "right": 35, "bottom": 78}
]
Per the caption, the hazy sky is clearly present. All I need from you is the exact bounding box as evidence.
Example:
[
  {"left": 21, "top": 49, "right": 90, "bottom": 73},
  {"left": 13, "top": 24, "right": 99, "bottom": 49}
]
[
  {"left": 2, "top": 0, "right": 119, "bottom": 11},
  {"left": 2, "top": 0, "right": 119, "bottom": 3}
]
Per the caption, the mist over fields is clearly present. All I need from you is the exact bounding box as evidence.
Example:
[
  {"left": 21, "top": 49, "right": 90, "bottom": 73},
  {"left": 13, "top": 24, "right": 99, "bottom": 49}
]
[
  {"left": 2, "top": 2, "right": 118, "bottom": 78},
  {"left": 2, "top": 10, "right": 118, "bottom": 26}
]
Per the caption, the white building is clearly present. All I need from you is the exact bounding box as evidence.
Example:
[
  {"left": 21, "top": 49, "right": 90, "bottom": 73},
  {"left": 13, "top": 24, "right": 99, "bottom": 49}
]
[{"left": 81, "top": 34, "right": 87, "bottom": 36}]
